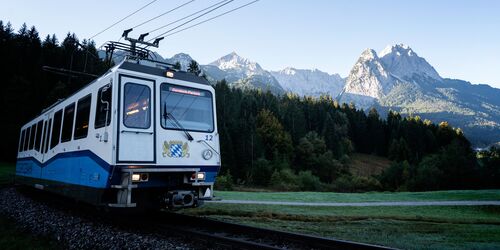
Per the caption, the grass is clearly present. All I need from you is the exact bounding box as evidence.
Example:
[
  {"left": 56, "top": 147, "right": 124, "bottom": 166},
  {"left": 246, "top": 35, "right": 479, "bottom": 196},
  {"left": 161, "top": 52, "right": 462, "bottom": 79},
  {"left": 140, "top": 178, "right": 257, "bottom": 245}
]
[
  {"left": 0, "top": 162, "right": 15, "bottom": 185},
  {"left": 214, "top": 189, "right": 500, "bottom": 203},
  {"left": 0, "top": 162, "right": 61, "bottom": 249},
  {"left": 348, "top": 153, "right": 392, "bottom": 177},
  {"left": 183, "top": 203, "right": 500, "bottom": 249},
  {"left": 0, "top": 216, "right": 60, "bottom": 250}
]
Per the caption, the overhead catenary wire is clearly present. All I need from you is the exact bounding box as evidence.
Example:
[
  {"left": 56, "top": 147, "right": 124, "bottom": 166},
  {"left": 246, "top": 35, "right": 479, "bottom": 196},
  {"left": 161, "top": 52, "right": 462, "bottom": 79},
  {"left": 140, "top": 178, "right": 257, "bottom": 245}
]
[
  {"left": 145, "top": 0, "right": 231, "bottom": 35},
  {"left": 88, "top": 0, "right": 158, "bottom": 40},
  {"left": 145, "top": 0, "right": 236, "bottom": 43},
  {"left": 132, "top": 0, "right": 196, "bottom": 29},
  {"left": 160, "top": 0, "right": 260, "bottom": 38}
]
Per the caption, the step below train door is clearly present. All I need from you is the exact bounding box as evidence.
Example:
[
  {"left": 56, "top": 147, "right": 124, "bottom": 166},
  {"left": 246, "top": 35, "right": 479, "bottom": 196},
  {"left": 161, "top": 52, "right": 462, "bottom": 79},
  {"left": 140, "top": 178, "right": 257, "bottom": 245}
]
[{"left": 117, "top": 75, "right": 155, "bottom": 163}]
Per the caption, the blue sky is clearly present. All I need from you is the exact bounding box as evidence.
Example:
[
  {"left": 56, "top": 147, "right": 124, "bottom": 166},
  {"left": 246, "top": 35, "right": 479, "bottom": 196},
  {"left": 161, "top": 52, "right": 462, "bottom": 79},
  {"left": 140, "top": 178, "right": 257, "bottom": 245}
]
[{"left": 1, "top": 0, "right": 499, "bottom": 87}]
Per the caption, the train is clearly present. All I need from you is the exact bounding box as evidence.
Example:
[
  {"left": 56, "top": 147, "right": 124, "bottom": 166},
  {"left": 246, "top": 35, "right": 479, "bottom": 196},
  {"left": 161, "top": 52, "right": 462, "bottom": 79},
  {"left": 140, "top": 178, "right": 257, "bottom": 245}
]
[{"left": 15, "top": 46, "right": 220, "bottom": 210}]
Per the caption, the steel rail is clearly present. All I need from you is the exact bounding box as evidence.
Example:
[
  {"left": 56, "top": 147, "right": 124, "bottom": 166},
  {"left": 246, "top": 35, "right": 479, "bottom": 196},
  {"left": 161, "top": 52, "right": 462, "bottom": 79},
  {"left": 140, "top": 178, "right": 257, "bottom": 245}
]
[
  {"left": 9, "top": 186, "right": 395, "bottom": 249},
  {"left": 154, "top": 212, "right": 395, "bottom": 250}
]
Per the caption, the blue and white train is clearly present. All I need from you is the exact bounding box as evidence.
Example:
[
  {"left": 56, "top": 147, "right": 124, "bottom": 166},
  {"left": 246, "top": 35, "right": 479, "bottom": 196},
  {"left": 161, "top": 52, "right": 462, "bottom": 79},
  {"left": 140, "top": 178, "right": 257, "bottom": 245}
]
[{"left": 15, "top": 55, "right": 220, "bottom": 209}]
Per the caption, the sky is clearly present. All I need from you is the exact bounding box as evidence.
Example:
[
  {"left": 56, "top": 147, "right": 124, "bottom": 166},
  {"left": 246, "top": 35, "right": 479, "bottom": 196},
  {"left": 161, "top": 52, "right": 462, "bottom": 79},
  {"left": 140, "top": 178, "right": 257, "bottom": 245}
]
[{"left": 1, "top": 0, "right": 500, "bottom": 88}]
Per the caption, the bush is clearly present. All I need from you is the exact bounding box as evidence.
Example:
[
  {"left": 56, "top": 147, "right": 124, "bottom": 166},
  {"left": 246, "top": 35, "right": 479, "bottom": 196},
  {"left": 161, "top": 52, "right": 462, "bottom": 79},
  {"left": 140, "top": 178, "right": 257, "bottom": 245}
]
[
  {"left": 412, "top": 154, "right": 443, "bottom": 191},
  {"left": 333, "top": 174, "right": 382, "bottom": 192},
  {"left": 297, "top": 171, "right": 322, "bottom": 191},
  {"left": 214, "top": 171, "right": 234, "bottom": 191},
  {"left": 251, "top": 158, "right": 273, "bottom": 186},
  {"left": 270, "top": 168, "right": 299, "bottom": 191},
  {"left": 378, "top": 161, "right": 410, "bottom": 191}
]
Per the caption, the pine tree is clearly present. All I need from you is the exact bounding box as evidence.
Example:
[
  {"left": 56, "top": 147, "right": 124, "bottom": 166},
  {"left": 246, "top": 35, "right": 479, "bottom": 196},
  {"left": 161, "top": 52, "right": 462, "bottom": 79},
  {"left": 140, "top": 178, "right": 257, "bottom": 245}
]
[
  {"left": 187, "top": 60, "right": 201, "bottom": 75},
  {"left": 173, "top": 61, "right": 181, "bottom": 70}
]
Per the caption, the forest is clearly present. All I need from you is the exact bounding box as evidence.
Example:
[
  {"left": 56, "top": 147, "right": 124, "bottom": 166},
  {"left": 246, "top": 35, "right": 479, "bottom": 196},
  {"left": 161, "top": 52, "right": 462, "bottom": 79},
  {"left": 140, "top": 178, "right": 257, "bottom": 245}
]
[{"left": 1, "top": 21, "right": 498, "bottom": 192}]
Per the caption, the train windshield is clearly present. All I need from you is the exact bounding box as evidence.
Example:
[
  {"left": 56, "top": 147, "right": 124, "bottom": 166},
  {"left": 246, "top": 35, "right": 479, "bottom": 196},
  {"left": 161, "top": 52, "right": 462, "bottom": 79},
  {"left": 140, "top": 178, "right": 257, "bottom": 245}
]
[{"left": 160, "top": 84, "right": 214, "bottom": 132}]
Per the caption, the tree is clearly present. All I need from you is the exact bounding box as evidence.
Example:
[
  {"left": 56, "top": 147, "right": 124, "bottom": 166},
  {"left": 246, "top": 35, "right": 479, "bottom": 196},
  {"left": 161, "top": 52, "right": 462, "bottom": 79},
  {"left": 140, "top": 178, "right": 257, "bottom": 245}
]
[
  {"left": 379, "top": 161, "right": 411, "bottom": 191},
  {"left": 187, "top": 60, "right": 201, "bottom": 75},
  {"left": 173, "top": 61, "right": 181, "bottom": 70},
  {"left": 296, "top": 132, "right": 346, "bottom": 182},
  {"left": 388, "top": 138, "right": 410, "bottom": 162},
  {"left": 0, "top": 21, "right": 110, "bottom": 161},
  {"left": 256, "top": 109, "right": 293, "bottom": 162},
  {"left": 413, "top": 155, "right": 443, "bottom": 191}
]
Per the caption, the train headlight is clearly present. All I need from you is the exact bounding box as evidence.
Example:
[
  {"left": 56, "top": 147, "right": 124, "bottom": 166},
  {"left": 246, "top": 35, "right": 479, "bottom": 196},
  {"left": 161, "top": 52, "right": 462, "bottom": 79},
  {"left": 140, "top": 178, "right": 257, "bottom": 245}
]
[
  {"left": 190, "top": 172, "right": 205, "bottom": 181},
  {"left": 197, "top": 172, "right": 206, "bottom": 181},
  {"left": 132, "top": 174, "right": 141, "bottom": 182},
  {"left": 132, "top": 173, "right": 149, "bottom": 182},
  {"left": 202, "top": 149, "right": 213, "bottom": 160}
]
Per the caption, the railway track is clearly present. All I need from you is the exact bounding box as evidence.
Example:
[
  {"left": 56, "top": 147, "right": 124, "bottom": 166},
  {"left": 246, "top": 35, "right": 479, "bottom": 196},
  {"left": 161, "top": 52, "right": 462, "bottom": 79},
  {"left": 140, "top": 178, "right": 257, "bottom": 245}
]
[
  {"left": 149, "top": 212, "right": 394, "bottom": 250},
  {"left": 9, "top": 187, "right": 394, "bottom": 249}
]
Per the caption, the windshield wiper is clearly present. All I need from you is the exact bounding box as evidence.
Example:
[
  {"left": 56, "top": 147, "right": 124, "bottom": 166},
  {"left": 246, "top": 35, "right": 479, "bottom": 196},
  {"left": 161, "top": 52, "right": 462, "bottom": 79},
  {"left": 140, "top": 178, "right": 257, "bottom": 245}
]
[{"left": 163, "top": 103, "right": 193, "bottom": 141}]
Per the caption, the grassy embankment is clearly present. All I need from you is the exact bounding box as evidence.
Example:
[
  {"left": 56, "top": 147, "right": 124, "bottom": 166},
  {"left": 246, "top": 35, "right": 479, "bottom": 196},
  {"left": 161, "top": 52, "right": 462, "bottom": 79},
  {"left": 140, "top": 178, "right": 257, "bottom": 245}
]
[
  {"left": 185, "top": 192, "right": 500, "bottom": 250},
  {"left": 0, "top": 162, "right": 15, "bottom": 185},
  {"left": 182, "top": 153, "right": 500, "bottom": 250},
  {"left": 214, "top": 189, "right": 500, "bottom": 203},
  {"left": 0, "top": 163, "right": 60, "bottom": 249}
]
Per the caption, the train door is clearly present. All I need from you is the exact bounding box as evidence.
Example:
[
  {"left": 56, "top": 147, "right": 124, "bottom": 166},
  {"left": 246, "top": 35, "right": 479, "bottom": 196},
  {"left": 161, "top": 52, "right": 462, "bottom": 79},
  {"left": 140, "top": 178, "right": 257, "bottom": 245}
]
[
  {"left": 117, "top": 75, "right": 155, "bottom": 163},
  {"left": 41, "top": 117, "right": 52, "bottom": 163},
  {"left": 39, "top": 115, "right": 52, "bottom": 179}
]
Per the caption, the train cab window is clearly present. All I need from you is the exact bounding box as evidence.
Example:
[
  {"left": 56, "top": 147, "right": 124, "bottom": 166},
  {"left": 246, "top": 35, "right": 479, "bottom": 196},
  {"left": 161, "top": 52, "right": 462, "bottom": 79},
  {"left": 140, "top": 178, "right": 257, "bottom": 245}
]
[
  {"left": 34, "top": 120, "right": 43, "bottom": 151},
  {"left": 61, "top": 103, "right": 75, "bottom": 142},
  {"left": 19, "top": 129, "right": 26, "bottom": 152},
  {"left": 123, "top": 83, "right": 150, "bottom": 129},
  {"left": 95, "top": 85, "right": 112, "bottom": 128},
  {"left": 74, "top": 95, "right": 92, "bottom": 139},
  {"left": 160, "top": 84, "right": 214, "bottom": 132},
  {"left": 50, "top": 110, "right": 63, "bottom": 149},
  {"left": 29, "top": 124, "right": 36, "bottom": 150},
  {"left": 23, "top": 127, "right": 31, "bottom": 151}
]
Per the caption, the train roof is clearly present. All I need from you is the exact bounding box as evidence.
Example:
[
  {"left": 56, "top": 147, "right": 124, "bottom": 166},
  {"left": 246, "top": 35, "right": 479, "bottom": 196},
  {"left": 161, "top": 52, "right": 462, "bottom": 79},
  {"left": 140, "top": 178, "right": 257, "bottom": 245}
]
[
  {"left": 24, "top": 57, "right": 211, "bottom": 129},
  {"left": 118, "top": 59, "right": 210, "bottom": 85}
]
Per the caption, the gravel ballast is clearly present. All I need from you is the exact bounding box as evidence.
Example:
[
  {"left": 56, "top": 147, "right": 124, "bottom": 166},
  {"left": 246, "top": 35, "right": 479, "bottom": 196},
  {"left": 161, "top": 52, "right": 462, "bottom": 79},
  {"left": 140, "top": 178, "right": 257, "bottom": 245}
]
[{"left": 0, "top": 187, "right": 195, "bottom": 249}]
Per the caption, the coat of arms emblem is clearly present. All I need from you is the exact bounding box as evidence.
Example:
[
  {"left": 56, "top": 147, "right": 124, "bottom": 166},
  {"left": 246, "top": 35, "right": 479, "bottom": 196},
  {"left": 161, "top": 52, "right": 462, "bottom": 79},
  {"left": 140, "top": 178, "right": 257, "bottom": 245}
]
[{"left": 163, "top": 140, "right": 190, "bottom": 158}]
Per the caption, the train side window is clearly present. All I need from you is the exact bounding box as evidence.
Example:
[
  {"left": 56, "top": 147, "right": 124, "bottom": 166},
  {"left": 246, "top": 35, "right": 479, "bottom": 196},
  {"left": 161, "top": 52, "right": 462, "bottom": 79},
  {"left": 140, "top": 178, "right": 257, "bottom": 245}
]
[
  {"left": 95, "top": 85, "right": 112, "bottom": 129},
  {"left": 50, "top": 110, "right": 63, "bottom": 149},
  {"left": 123, "top": 83, "right": 151, "bottom": 129},
  {"left": 34, "top": 120, "right": 43, "bottom": 151},
  {"left": 74, "top": 94, "right": 92, "bottom": 140},
  {"left": 44, "top": 119, "right": 52, "bottom": 154},
  {"left": 19, "top": 129, "right": 26, "bottom": 152},
  {"left": 41, "top": 121, "right": 47, "bottom": 153},
  {"left": 29, "top": 124, "right": 36, "bottom": 150},
  {"left": 23, "top": 127, "right": 31, "bottom": 151},
  {"left": 61, "top": 103, "right": 75, "bottom": 142}
]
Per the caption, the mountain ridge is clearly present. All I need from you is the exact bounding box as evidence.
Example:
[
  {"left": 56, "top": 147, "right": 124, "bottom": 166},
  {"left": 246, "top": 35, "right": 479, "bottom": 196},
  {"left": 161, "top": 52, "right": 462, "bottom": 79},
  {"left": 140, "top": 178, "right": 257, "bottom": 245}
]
[{"left": 101, "top": 45, "right": 500, "bottom": 147}]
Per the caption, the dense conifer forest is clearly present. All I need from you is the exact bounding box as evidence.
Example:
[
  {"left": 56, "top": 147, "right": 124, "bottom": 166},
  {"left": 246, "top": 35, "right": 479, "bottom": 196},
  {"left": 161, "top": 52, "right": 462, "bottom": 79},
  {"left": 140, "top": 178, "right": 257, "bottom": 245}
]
[{"left": 1, "top": 21, "right": 498, "bottom": 191}]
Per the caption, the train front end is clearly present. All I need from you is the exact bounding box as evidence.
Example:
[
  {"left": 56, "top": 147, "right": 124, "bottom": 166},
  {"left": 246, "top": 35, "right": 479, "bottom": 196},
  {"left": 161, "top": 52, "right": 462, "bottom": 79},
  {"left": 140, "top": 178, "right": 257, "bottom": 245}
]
[{"left": 109, "top": 60, "right": 220, "bottom": 209}]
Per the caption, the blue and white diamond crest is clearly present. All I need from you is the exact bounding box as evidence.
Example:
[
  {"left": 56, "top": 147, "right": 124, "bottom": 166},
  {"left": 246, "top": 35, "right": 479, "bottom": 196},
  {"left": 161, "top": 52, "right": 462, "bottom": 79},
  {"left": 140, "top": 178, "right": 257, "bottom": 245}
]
[{"left": 162, "top": 140, "right": 190, "bottom": 158}]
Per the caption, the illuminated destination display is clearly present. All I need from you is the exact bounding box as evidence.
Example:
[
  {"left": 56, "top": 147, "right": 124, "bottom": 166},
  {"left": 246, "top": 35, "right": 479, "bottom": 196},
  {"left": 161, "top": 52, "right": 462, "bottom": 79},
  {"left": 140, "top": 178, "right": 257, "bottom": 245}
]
[{"left": 169, "top": 87, "right": 202, "bottom": 96}]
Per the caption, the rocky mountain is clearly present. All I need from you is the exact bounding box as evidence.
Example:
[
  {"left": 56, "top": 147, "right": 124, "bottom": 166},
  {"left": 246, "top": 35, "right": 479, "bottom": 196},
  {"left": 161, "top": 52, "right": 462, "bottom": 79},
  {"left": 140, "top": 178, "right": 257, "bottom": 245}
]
[
  {"left": 202, "top": 52, "right": 284, "bottom": 94},
  {"left": 163, "top": 52, "right": 193, "bottom": 71},
  {"left": 339, "top": 44, "right": 500, "bottom": 147},
  {"left": 271, "top": 67, "right": 344, "bottom": 97},
  {"left": 100, "top": 46, "right": 500, "bottom": 146}
]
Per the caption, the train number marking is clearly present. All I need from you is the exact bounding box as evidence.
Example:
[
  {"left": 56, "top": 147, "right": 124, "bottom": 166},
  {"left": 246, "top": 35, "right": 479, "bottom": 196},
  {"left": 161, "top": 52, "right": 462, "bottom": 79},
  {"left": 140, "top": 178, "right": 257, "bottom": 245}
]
[{"left": 205, "top": 135, "right": 213, "bottom": 141}]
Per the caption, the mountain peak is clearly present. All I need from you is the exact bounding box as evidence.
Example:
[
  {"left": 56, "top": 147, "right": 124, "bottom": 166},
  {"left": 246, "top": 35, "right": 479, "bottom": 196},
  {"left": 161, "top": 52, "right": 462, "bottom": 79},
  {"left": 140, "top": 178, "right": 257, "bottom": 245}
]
[
  {"left": 170, "top": 52, "right": 193, "bottom": 61},
  {"left": 379, "top": 43, "right": 414, "bottom": 57},
  {"left": 360, "top": 48, "right": 379, "bottom": 61},
  {"left": 280, "top": 67, "right": 297, "bottom": 75},
  {"left": 210, "top": 52, "right": 263, "bottom": 72},
  {"left": 379, "top": 43, "right": 441, "bottom": 81}
]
